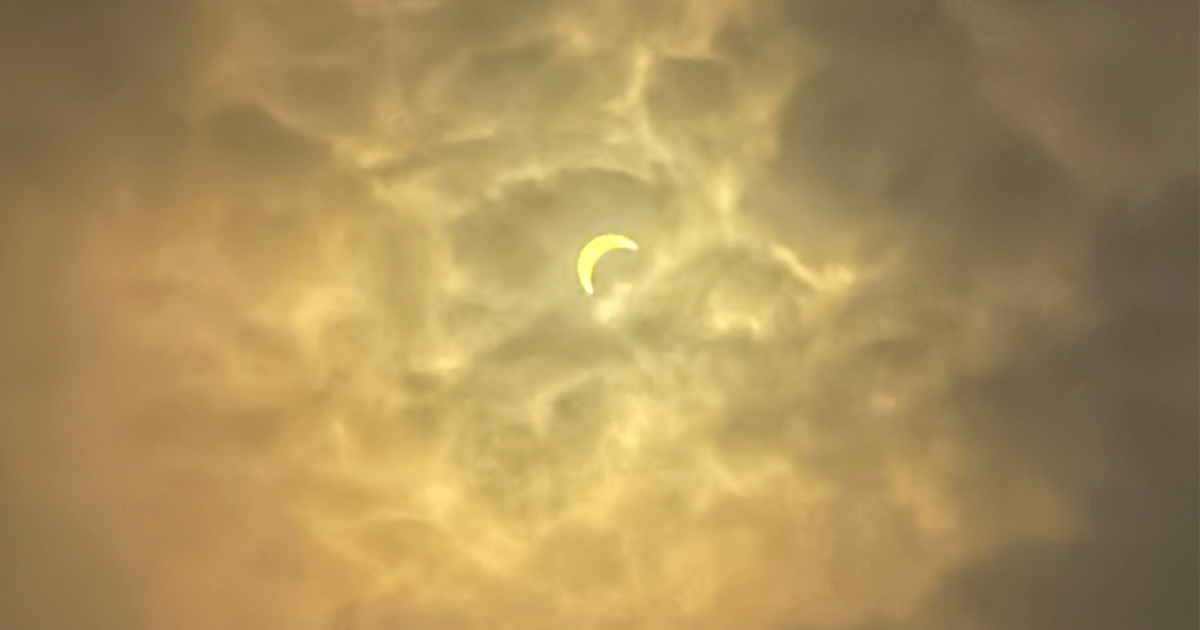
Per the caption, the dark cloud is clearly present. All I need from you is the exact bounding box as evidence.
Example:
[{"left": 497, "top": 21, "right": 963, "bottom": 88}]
[
  {"left": 0, "top": 476, "right": 140, "bottom": 630},
  {"left": 882, "top": 178, "right": 1199, "bottom": 630}
]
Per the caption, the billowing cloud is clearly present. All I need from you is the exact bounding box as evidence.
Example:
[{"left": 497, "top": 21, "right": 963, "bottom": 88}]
[{"left": 0, "top": 1, "right": 1195, "bottom": 629}]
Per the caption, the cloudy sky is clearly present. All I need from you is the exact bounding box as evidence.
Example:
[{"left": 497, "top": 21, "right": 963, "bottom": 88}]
[{"left": 0, "top": 1, "right": 1195, "bottom": 629}]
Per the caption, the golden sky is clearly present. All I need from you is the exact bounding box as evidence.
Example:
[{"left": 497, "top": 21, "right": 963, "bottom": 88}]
[{"left": 0, "top": 1, "right": 1196, "bottom": 629}]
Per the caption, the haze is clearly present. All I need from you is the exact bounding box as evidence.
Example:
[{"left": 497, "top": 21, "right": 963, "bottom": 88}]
[{"left": 0, "top": 1, "right": 1196, "bottom": 629}]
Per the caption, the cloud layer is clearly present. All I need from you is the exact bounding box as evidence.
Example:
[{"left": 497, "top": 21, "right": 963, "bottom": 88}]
[{"left": 0, "top": 1, "right": 1195, "bottom": 629}]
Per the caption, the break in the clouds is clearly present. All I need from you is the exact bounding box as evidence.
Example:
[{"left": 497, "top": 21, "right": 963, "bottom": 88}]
[{"left": 0, "top": 1, "right": 1195, "bottom": 629}]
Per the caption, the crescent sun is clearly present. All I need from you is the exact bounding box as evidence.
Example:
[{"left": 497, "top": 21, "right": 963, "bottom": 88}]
[{"left": 577, "top": 234, "right": 639, "bottom": 295}]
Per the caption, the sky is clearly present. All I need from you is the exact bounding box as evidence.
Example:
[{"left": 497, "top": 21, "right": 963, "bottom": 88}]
[{"left": 0, "top": 1, "right": 1196, "bottom": 629}]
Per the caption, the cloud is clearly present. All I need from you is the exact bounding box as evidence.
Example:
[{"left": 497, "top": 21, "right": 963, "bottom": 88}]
[{"left": 0, "top": 1, "right": 1194, "bottom": 629}]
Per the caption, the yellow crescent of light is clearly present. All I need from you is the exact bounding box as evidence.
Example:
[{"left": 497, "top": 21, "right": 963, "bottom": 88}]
[{"left": 577, "top": 233, "right": 639, "bottom": 295}]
